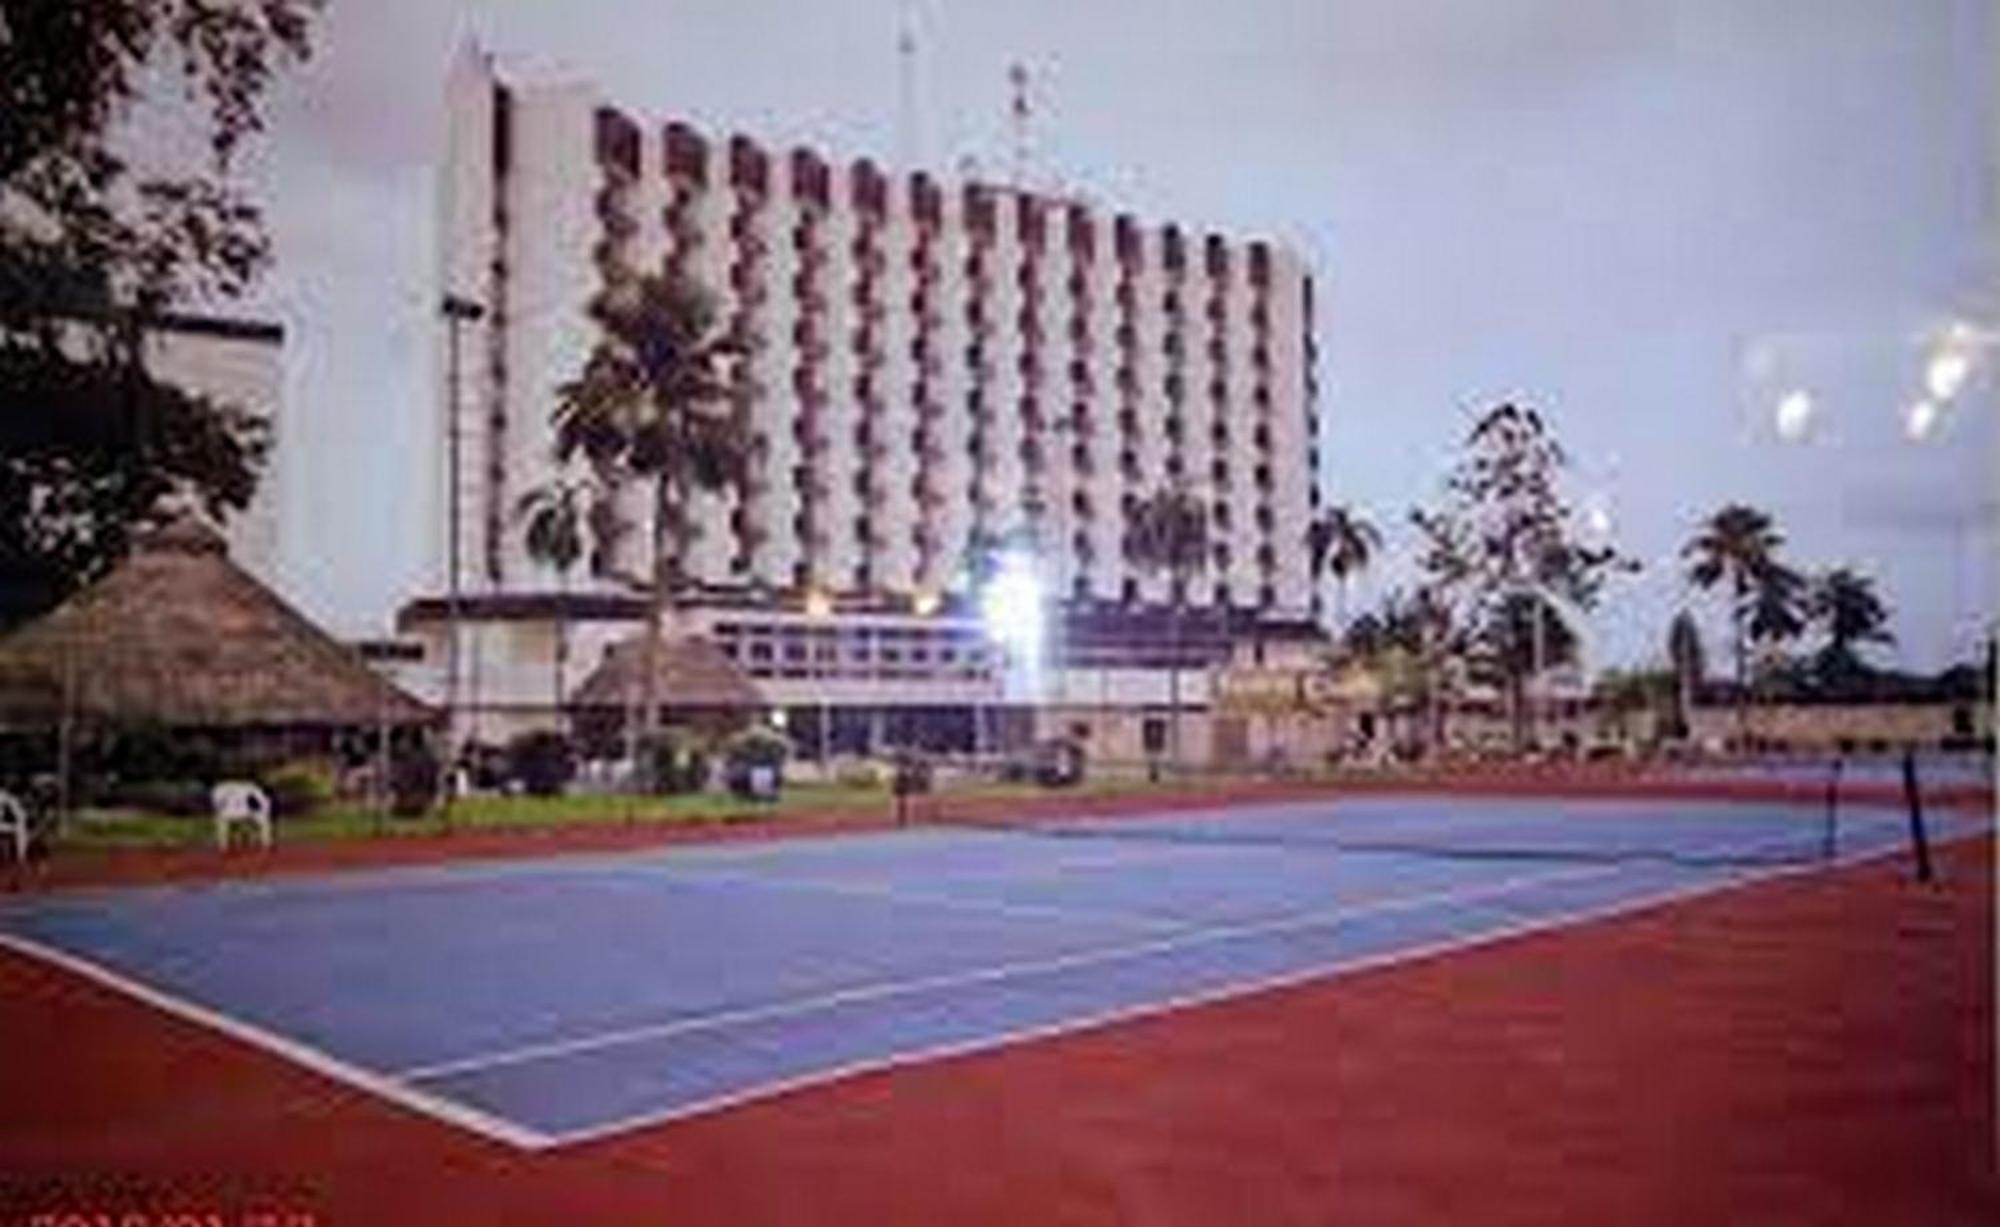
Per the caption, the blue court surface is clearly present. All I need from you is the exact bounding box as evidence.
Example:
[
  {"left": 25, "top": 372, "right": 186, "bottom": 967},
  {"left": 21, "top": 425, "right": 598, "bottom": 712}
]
[{"left": 0, "top": 794, "right": 1986, "bottom": 1150}]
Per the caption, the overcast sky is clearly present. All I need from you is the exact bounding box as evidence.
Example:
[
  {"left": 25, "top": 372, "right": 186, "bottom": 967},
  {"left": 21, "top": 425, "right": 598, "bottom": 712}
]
[{"left": 247, "top": 0, "right": 1996, "bottom": 671}]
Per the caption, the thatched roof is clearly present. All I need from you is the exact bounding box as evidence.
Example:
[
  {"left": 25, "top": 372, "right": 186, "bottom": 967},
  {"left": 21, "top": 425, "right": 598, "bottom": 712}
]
[
  {"left": 0, "top": 517, "right": 431, "bottom": 729},
  {"left": 570, "top": 634, "right": 765, "bottom": 710}
]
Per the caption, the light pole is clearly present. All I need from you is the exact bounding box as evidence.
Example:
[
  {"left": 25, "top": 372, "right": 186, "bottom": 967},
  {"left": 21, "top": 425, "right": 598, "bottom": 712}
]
[
  {"left": 440, "top": 294, "right": 485, "bottom": 766},
  {"left": 804, "top": 588, "right": 833, "bottom": 771}
]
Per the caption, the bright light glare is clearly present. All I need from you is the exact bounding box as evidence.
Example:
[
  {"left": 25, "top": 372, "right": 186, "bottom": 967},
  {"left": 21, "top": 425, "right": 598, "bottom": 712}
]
[
  {"left": 911, "top": 589, "right": 941, "bottom": 616},
  {"left": 1585, "top": 504, "right": 1613, "bottom": 539},
  {"left": 1925, "top": 349, "right": 1971, "bottom": 401},
  {"left": 1904, "top": 398, "right": 1941, "bottom": 441},
  {"left": 980, "top": 551, "right": 1044, "bottom": 652},
  {"left": 803, "top": 589, "right": 833, "bottom": 619},
  {"left": 1773, "top": 390, "right": 1814, "bottom": 440}
]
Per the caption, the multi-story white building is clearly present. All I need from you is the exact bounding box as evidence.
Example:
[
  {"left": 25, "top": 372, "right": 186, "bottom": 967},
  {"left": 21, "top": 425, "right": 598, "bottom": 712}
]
[{"left": 403, "top": 45, "right": 1330, "bottom": 765}]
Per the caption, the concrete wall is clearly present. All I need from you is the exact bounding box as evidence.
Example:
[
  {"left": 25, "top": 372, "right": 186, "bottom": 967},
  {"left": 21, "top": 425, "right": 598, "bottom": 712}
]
[{"left": 1687, "top": 701, "right": 1992, "bottom": 751}]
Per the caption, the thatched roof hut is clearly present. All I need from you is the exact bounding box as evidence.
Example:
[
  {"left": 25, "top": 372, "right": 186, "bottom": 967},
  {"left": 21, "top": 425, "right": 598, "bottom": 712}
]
[
  {"left": 569, "top": 634, "right": 765, "bottom": 713},
  {"left": 0, "top": 517, "right": 430, "bottom": 731}
]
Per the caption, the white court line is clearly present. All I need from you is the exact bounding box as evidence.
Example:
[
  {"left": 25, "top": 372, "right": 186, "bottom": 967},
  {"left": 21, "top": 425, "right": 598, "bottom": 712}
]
[
  {"left": 396, "top": 859, "right": 1613, "bottom": 1083},
  {"left": 0, "top": 929, "right": 554, "bottom": 1152},
  {"left": 6, "top": 817, "right": 1981, "bottom": 1154},
  {"left": 540, "top": 826, "right": 1984, "bottom": 1150},
  {"left": 407, "top": 810, "right": 1935, "bottom": 1085}
]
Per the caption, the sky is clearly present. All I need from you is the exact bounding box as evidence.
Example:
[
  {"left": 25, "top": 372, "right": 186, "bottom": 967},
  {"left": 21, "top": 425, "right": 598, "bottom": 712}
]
[{"left": 241, "top": 0, "right": 1996, "bottom": 671}]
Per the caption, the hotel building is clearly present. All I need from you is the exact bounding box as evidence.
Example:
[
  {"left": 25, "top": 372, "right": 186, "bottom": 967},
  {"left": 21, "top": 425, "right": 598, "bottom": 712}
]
[{"left": 400, "top": 45, "right": 1331, "bottom": 766}]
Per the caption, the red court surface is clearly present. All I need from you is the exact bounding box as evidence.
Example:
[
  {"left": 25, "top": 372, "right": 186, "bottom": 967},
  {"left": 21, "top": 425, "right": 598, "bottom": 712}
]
[{"left": 1, "top": 808, "right": 1992, "bottom": 1224}]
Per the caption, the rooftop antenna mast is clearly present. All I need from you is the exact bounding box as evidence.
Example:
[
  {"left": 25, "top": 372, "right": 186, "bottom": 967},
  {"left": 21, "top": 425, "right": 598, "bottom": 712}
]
[
  {"left": 895, "top": 2, "right": 921, "bottom": 170},
  {"left": 1008, "top": 60, "right": 1031, "bottom": 192}
]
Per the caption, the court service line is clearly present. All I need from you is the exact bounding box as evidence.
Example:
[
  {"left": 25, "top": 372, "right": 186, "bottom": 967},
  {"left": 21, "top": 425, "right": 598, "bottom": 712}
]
[
  {"left": 0, "top": 929, "right": 554, "bottom": 1151},
  {"left": 539, "top": 826, "right": 1979, "bottom": 1150},
  {"left": 395, "top": 858, "right": 1614, "bottom": 1083}
]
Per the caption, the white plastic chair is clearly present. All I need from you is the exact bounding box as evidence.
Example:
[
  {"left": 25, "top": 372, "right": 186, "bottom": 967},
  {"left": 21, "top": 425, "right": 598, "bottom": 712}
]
[
  {"left": 210, "top": 780, "right": 273, "bottom": 851},
  {"left": 0, "top": 790, "right": 28, "bottom": 863}
]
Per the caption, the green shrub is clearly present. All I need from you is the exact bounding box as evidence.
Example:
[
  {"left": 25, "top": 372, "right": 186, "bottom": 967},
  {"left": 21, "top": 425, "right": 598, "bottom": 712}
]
[
  {"left": 389, "top": 745, "right": 441, "bottom": 817},
  {"left": 102, "top": 722, "right": 222, "bottom": 785},
  {"left": 506, "top": 730, "right": 576, "bottom": 797},
  {"left": 725, "top": 726, "right": 790, "bottom": 771},
  {"left": 643, "top": 729, "right": 712, "bottom": 794},
  {"left": 723, "top": 727, "right": 790, "bottom": 799},
  {"left": 261, "top": 759, "right": 336, "bottom": 817},
  {"left": 1033, "top": 738, "right": 1086, "bottom": 788}
]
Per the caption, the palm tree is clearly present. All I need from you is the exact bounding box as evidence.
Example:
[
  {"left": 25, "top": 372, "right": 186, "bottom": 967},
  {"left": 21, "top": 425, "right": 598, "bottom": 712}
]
[
  {"left": 1306, "top": 504, "right": 1382, "bottom": 640},
  {"left": 1125, "top": 484, "right": 1209, "bottom": 769},
  {"left": 1684, "top": 504, "right": 1787, "bottom": 746},
  {"left": 1808, "top": 566, "right": 1893, "bottom": 685},
  {"left": 516, "top": 473, "right": 608, "bottom": 724},
  {"left": 552, "top": 273, "right": 746, "bottom": 785}
]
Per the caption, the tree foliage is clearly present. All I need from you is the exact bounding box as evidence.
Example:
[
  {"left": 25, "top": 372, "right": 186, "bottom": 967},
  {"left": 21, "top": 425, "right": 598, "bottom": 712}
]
[
  {"left": 1410, "top": 403, "right": 1634, "bottom": 747},
  {"left": 1806, "top": 565, "right": 1893, "bottom": 682},
  {"left": 1684, "top": 503, "right": 1808, "bottom": 730},
  {"left": 1306, "top": 502, "right": 1381, "bottom": 631},
  {"left": 1123, "top": 483, "right": 1209, "bottom": 767},
  {"left": 1123, "top": 484, "right": 1210, "bottom": 593},
  {"left": 1, "top": 0, "right": 319, "bottom": 628},
  {"left": 552, "top": 271, "right": 748, "bottom": 775}
]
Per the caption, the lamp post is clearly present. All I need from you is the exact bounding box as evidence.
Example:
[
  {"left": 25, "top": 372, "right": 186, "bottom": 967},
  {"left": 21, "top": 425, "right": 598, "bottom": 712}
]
[{"left": 440, "top": 294, "right": 485, "bottom": 763}]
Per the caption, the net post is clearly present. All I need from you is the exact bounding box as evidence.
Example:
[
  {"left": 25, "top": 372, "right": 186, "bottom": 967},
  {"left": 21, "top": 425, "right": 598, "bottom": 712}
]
[
  {"left": 1900, "top": 746, "right": 1935, "bottom": 884},
  {"left": 1821, "top": 755, "right": 1842, "bottom": 861}
]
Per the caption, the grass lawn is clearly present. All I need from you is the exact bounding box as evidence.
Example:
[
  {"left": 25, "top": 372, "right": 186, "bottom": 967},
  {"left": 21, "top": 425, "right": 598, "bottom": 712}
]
[{"left": 48, "top": 771, "right": 1213, "bottom": 853}]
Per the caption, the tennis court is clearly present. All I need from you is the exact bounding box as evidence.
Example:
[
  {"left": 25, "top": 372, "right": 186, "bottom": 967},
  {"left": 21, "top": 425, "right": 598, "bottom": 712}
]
[{"left": 0, "top": 790, "right": 1983, "bottom": 1151}]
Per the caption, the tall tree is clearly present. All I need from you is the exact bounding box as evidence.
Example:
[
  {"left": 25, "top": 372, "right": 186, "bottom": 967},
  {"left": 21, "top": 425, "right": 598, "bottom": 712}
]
[
  {"left": 516, "top": 472, "right": 615, "bottom": 723},
  {"left": 553, "top": 272, "right": 747, "bottom": 784},
  {"left": 1470, "top": 589, "right": 1582, "bottom": 749},
  {"left": 1684, "top": 503, "right": 1789, "bottom": 744},
  {"left": 1306, "top": 504, "right": 1382, "bottom": 639},
  {"left": 1807, "top": 566, "right": 1893, "bottom": 685},
  {"left": 1, "top": 0, "right": 321, "bottom": 628},
  {"left": 1363, "top": 586, "right": 1465, "bottom": 756},
  {"left": 1411, "top": 403, "right": 1633, "bottom": 751},
  {"left": 1666, "top": 609, "right": 1705, "bottom": 736},
  {"left": 1124, "top": 483, "right": 1209, "bottom": 769}
]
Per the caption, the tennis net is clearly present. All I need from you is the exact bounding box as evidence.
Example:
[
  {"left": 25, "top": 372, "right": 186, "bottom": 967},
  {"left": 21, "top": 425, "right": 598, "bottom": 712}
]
[{"left": 920, "top": 793, "right": 1859, "bottom": 869}]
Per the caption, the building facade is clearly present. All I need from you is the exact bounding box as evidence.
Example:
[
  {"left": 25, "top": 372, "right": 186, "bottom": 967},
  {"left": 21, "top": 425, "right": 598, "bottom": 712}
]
[{"left": 412, "top": 45, "right": 1331, "bottom": 761}]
